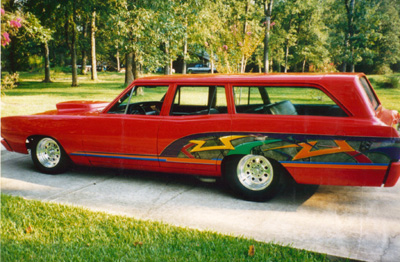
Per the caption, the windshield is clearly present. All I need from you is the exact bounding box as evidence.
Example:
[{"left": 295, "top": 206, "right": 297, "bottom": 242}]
[{"left": 107, "top": 85, "right": 168, "bottom": 114}]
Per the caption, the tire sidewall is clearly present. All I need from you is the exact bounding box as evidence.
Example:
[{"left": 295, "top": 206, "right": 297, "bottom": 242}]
[
  {"left": 31, "top": 137, "right": 70, "bottom": 174},
  {"left": 223, "top": 154, "right": 281, "bottom": 201}
]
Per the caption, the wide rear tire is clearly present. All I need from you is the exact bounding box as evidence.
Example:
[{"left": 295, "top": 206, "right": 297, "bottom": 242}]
[
  {"left": 223, "top": 154, "right": 282, "bottom": 201},
  {"left": 31, "top": 137, "right": 70, "bottom": 174}
]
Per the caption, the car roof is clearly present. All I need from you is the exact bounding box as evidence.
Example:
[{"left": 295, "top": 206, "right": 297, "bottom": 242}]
[{"left": 134, "top": 73, "right": 365, "bottom": 85}]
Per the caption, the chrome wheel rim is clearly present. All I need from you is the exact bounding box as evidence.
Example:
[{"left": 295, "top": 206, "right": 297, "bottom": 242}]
[
  {"left": 237, "top": 155, "right": 273, "bottom": 191},
  {"left": 36, "top": 138, "right": 61, "bottom": 168}
]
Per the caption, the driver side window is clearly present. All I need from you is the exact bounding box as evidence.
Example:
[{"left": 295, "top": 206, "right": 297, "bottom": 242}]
[{"left": 107, "top": 85, "right": 168, "bottom": 115}]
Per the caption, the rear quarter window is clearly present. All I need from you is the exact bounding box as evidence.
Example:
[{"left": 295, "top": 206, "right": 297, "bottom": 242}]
[{"left": 359, "top": 77, "right": 380, "bottom": 110}]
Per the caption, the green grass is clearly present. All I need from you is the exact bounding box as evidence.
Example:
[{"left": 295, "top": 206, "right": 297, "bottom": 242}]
[
  {"left": 1, "top": 194, "right": 334, "bottom": 262},
  {"left": 2, "top": 72, "right": 399, "bottom": 117},
  {"left": 368, "top": 74, "right": 400, "bottom": 112},
  {"left": 1, "top": 72, "right": 126, "bottom": 117}
]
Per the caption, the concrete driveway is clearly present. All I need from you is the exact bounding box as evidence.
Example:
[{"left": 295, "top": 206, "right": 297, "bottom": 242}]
[{"left": 1, "top": 148, "right": 400, "bottom": 262}]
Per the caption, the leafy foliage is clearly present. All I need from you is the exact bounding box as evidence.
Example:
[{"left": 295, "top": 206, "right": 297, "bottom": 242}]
[{"left": 2, "top": 0, "right": 400, "bottom": 76}]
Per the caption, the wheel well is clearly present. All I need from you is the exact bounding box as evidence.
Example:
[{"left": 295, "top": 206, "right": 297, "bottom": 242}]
[
  {"left": 26, "top": 135, "right": 41, "bottom": 150},
  {"left": 26, "top": 135, "right": 57, "bottom": 150},
  {"left": 220, "top": 154, "right": 244, "bottom": 179}
]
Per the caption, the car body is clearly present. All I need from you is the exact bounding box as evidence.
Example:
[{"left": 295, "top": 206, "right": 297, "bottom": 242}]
[
  {"left": 187, "top": 64, "right": 217, "bottom": 74},
  {"left": 2, "top": 73, "right": 400, "bottom": 201}
]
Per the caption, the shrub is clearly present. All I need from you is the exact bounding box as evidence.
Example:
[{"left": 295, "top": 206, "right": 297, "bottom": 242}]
[
  {"left": 375, "top": 64, "right": 393, "bottom": 75},
  {"left": 1, "top": 72, "right": 19, "bottom": 95},
  {"left": 382, "top": 76, "right": 400, "bottom": 89}
]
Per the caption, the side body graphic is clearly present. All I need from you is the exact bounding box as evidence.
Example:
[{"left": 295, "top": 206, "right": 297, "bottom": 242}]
[{"left": 159, "top": 132, "right": 400, "bottom": 186}]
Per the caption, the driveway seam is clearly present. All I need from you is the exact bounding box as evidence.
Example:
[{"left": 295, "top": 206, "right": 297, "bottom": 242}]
[
  {"left": 380, "top": 233, "right": 400, "bottom": 261},
  {"left": 43, "top": 175, "right": 117, "bottom": 201},
  {"left": 144, "top": 184, "right": 196, "bottom": 217}
]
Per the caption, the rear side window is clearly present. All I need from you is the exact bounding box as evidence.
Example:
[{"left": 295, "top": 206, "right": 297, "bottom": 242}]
[
  {"left": 171, "top": 86, "right": 227, "bottom": 115},
  {"left": 359, "top": 77, "right": 380, "bottom": 110},
  {"left": 233, "top": 86, "right": 347, "bottom": 117}
]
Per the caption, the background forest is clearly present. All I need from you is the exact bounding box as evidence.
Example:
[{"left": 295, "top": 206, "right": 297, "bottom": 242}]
[{"left": 2, "top": 0, "right": 400, "bottom": 86}]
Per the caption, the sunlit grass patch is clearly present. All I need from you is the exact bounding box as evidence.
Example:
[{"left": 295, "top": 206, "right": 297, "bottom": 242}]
[
  {"left": 1, "top": 194, "right": 335, "bottom": 262},
  {"left": 1, "top": 72, "right": 126, "bottom": 117}
]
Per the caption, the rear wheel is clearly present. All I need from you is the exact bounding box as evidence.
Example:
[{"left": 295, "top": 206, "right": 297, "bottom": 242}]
[
  {"left": 223, "top": 154, "right": 282, "bottom": 201},
  {"left": 31, "top": 137, "right": 70, "bottom": 174}
]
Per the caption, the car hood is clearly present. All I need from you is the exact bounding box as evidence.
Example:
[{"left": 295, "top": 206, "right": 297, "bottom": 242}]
[{"left": 55, "top": 101, "right": 109, "bottom": 114}]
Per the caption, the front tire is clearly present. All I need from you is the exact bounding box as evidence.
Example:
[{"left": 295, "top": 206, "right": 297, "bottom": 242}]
[
  {"left": 31, "top": 137, "right": 70, "bottom": 174},
  {"left": 223, "top": 154, "right": 282, "bottom": 201}
]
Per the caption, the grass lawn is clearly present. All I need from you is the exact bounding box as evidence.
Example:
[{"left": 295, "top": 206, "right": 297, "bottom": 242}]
[
  {"left": 368, "top": 74, "right": 400, "bottom": 112},
  {"left": 1, "top": 194, "right": 336, "bottom": 262}
]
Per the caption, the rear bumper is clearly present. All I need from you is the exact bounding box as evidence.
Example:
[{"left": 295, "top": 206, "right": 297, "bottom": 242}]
[{"left": 384, "top": 162, "right": 400, "bottom": 187}]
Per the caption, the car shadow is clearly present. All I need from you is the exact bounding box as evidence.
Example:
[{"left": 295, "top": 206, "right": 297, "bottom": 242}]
[
  {"left": 0, "top": 153, "right": 343, "bottom": 213},
  {"left": 74, "top": 165, "right": 320, "bottom": 212}
]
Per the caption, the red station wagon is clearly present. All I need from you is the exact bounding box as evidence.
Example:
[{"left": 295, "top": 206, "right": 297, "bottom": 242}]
[{"left": 2, "top": 73, "right": 400, "bottom": 201}]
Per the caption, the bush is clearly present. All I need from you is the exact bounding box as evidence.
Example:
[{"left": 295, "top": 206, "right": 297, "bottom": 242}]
[
  {"left": 375, "top": 64, "right": 393, "bottom": 75},
  {"left": 382, "top": 76, "right": 400, "bottom": 89},
  {"left": 1, "top": 72, "right": 19, "bottom": 95}
]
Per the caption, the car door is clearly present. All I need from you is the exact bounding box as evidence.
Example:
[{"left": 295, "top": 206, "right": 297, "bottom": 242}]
[
  {"left": 79, "top": 85, "right": 169, "bottom": 169},
  {"left": 158, "top": 85, "right": 232, "bottom": 175}
]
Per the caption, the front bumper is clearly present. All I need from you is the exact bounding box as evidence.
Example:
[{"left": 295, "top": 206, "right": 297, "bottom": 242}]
[{"left": 1, "top": 139, "right": 13, "bottom": 152}]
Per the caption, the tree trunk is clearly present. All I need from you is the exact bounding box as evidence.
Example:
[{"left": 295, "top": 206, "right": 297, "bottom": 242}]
[
  {"left": 132, "top": 52, "right": 139, "bottom": 80},
  {"left": 240, "top": 0, "right": 250, "bottom": 73},
  {"left": 263, "top": 0, "right": 273, "bottom": 73},
  {"left": 71, "top": 0, "right": 78, "bottom": 87},
  {"left": 81, "top": 22, "right": 88, "bottom": 75},
  {"left": 43, "top": 41, "right": 51, "bottom": 83},
  {"left": 210, "top": 48, "right": 215, "bottom": 74},
  {"left": 91, "top": 10, "right": 98, "bottom": 81},
  {"left": 132, "top": 52, "right": 143, "bottom": 95},
  {"left": 82, "top": 51, "right": 87, "bottom": 75},
  {"left": 344, "top": 0, "right": 355, "bottom": 72},
  {"left": 125, "top": 52, "right": 134, "bottom": 85},
  {"left": 164, "top": 42, "right": 171, "bottom": 75},
  {"left": 284, "top": 39, "right": 289, "bottom": 73},
  {"left": 116, "top": 49, "right": 120, "bottom": 72},
  {"left": 182, "top": 38, "right": 187, "bottom": 74},
  {"left": 341, "top": 62, "right": 347, "bottom": 72}
]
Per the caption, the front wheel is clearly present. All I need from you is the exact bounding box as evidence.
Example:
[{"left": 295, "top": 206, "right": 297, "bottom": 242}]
[
  {"left": 31, "top": 137, "right": 70, "bottom": 174},
  {"left": 223, "top": 154, "right": 282, "bottom": 201}
]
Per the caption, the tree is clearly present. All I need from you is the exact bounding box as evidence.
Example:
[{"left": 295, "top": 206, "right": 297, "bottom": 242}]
[
  {"left": 71, "top": 0, "right": 78, "bottom": 86},
  {"left": 344, "top": 0, "right": 355, "bottom": 72},
  {"left": 23, "top": 13, "right": 53, "bottom": 82},
  {"left": 91, "top": 10, "right": 98, "bottom": 81},
  {"left": 263, "top": 0, "right": 273, "bottom": 73}
]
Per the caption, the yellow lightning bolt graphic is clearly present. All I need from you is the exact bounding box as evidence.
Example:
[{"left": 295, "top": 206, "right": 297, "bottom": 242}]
[
  {"left": 265, "top": 140, "right": 355, "bottom": 160},
  {"left": 189, "top": 135, "right": 248, "bottom": 153}
]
